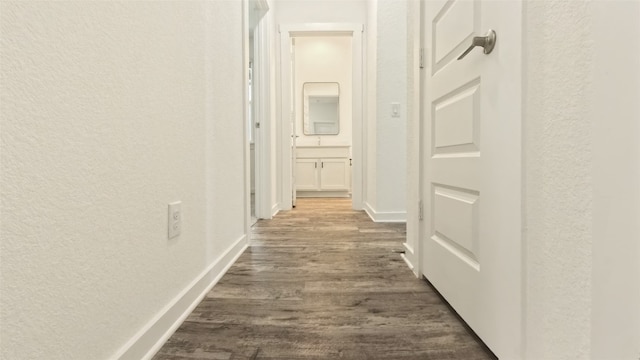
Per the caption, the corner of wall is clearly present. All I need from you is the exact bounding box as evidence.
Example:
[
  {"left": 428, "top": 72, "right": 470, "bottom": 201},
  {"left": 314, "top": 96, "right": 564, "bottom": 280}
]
[
  {"left": 114, "top": 236, "right": 248, "bottom": 360},
  {"left": 363, "top": 201, "right": 406, "bottom": 223},
  {"left": 372, "top": 0, "right": 408, "bottom": 216},
  {"left": 401, "top": 244, "right": 419, "bottom": 278}
]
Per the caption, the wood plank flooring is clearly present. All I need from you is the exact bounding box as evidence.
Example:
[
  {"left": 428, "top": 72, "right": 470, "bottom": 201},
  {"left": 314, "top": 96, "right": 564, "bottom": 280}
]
[{"left": 153, "top": 198, "right": 496, "bottom": 360}]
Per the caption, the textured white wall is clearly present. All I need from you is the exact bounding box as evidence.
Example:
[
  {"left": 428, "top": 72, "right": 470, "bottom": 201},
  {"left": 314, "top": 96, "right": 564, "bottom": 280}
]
[
  {"left": 370, "top": 0, "right": 407, "bottom": 218},
  {"left": 274, "top": 0, "right": 366, "bottom": 24},
  {"left": 590, "top": 1, "right": 640, "bottom": 358},
  {"left": 524, "top": 1, "right": 594, "bottom": 357},
  {"left": 294, "top": 36, "right": 352, "bottom": 146},
  {"left": 364, "top": 0, "right": 378, "bottom": 210},
  {"left": 0, "top": 1, "right": 246, "bottom": 359},
  {"left": 524, "top": 3, "right": 640, "bottom": 357}
]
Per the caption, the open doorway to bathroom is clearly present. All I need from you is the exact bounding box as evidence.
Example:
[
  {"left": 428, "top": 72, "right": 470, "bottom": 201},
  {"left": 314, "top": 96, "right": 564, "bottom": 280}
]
[
  {"left": 278, "top": 24, "right": 364, "bottom": 211},
  {"left": 291, "top": 36, "right": 353, "bottom": 201}
]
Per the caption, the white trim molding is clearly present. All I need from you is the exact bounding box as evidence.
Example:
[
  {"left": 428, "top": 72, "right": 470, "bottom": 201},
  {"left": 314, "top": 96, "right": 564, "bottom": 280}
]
[
  {"left": 363, "top": 201, "right": 407, "bottom": 223},
  {"left": 253, "top": 7, "right": 273, "bottom": 220},
  {"left": 402, "top": 242, "right": 419, "bottom": 277},
  {"left": 113, "top": 235, "right": 248, "bottom": 360},
  {"left": 401, "top": 253, "right": 415, "bottom": 272},
  {"left": 296, "top": 191, "right": 351, "bottom": 198}
]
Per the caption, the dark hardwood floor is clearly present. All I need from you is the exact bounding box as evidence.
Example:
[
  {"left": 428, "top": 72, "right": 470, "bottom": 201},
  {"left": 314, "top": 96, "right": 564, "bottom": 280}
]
[{"left": 153, "top": 198, "right": 495, "bottom": 360}]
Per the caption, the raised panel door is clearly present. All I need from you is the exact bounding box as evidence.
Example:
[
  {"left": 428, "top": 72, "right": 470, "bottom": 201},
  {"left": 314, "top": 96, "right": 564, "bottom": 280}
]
[
  {"left": 319, "top": 159, "right": 350, "bottom": 191},
  {"left": 295, "top": 159, "right": 319, "bottom": 191},
  {"left": 421, "top": 0, "right": 523, "bottom": 357}
]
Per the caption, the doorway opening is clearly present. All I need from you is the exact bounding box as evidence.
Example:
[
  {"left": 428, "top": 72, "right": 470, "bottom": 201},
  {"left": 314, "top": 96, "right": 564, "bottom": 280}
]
[
  {"left": 278, "top": 24, "right": 364, "bottom": 211},
  {"left": 291, "top": 36, "right": 353, "bottom": 205}
]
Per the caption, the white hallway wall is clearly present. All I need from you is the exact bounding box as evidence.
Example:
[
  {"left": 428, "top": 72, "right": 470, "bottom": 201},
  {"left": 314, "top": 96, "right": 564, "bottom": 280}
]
[
  {"left": 0, "top": 1, "right": 248, "bottom": 359},
  {"left": 364, "top": 0, "right": 408, "bottom": 222},
  {"left": 365, "top": 0, "right": 377, "bottom": 213},
  {"left": 524, "top": 1, "right": 640, "bottom": 358},
  {"left": 275, "top": 0, "right": 367, "bottom": 24}
]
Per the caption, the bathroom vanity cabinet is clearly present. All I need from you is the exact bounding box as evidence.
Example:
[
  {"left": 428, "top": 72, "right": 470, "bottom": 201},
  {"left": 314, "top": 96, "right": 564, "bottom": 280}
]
[{"left": 295, "top": 146, "right": 351, "bottom": 197}]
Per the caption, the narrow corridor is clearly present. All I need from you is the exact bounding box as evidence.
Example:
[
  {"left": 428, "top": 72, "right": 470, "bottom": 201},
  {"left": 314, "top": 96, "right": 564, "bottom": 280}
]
[{"left": 154, "top": 198, "right": 495, "bottom": 359}]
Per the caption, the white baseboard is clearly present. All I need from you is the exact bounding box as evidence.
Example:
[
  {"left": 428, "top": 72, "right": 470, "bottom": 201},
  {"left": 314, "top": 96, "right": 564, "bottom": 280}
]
[
  {"left": 401, "top": 253, "right": 414, "bottom": 271},
  {"left": 403, "top": 242, "right": 414, "bottom": 255},
  {"left": 271, "top": 203, "right": 279, "bottom": 218},
  {"left": 363, "top": 201, "right": 375, "bottom": 220},
  {"left": 114, "top": 235, "right": 249, "bottom": 360},
  {"left": 401, "top": 242, "right": 420, "bottom": 277},
  {"left": 363, "top": 201, "right": 407, "bottom": 223}
]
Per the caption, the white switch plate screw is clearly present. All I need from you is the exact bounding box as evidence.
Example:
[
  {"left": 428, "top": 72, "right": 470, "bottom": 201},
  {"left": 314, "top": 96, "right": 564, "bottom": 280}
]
[{"left": 168, "top": 201, "right": 181, "bottom": 239}]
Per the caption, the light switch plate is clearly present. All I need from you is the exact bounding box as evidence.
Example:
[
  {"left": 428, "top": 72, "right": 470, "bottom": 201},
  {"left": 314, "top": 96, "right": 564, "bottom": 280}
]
[
  {"left": 391, "top": 102, "right": 400, "bottom": 118},
  {"left": 168, "top": 201, "right": 181, "bottom": 239}
]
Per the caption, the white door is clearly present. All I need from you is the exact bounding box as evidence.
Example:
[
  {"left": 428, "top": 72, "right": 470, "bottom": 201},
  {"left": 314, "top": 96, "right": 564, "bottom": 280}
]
[
  {"left": 421, "top": 0, "right": 522, "bottom": 358},
  {"left": 290, "top": 38, "right": 297, "bottom": 207}
]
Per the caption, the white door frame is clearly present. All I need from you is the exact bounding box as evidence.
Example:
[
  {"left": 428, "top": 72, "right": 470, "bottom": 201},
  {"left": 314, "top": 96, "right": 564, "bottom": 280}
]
[
  {"left": 278, "top": 23, "right": 364, "bottom": 211},
  {"left": 242, "top": 0, "right": 251, "bottom": 235},
  {"left": 252, "top": 7, "right": 273, "bottom": 220},
  {"left": 403, "top": 0, "right": 426, "bottom": 277},
  {"left": 290, "top": 39, "right": 297, "bottom": 208}
]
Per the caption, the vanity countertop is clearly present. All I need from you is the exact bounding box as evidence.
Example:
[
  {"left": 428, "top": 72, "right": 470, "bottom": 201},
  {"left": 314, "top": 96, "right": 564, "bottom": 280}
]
[{"left": 296, "top": 145, "right": 351, "bottom": 158}]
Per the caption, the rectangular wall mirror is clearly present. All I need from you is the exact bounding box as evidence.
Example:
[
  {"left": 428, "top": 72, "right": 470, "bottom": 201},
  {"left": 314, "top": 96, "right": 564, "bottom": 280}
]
[{"left": 303, "top": 82, "right": 340, "bottom": 135}]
